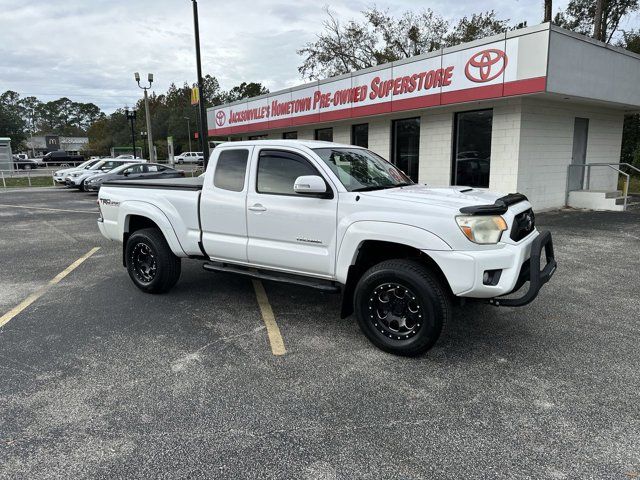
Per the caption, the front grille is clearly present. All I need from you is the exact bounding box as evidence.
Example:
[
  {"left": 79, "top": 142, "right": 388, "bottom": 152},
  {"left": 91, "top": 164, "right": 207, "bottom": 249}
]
[{"left": 510, "top": 208, "right": 535, "bottom": 242}]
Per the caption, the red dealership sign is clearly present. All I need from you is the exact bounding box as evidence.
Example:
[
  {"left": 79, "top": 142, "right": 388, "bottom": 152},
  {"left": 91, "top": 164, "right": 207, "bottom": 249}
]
[{"left": 209, "top": 36, "right": 548, "bottom": 135}]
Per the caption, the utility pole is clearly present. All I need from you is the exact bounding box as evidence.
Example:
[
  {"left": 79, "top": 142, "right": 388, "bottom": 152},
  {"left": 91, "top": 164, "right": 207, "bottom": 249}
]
[
  {"left": 135, "top": 72, "right": 155, "bottom": 162},
  {"left": 191, "top": 0, "right": 210, "bottom": 168},
  {"left": 125, "top": 108, "right": 137, "bottom": 158},
  {"left": 594, "top": 0, "right": 604, "bottom": 41},
  {"left": 184, "top": 116, "right": 192, "bottom": 152},
  {"left": 544, "top": 0, "right": 552, "bottom": 23}
]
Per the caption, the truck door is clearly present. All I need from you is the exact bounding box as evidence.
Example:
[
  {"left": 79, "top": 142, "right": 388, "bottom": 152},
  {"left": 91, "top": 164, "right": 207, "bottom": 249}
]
[
  {"left": 200, "top": 147, "right": 252, "bottom": 263},
  {"left": 246, "top": 148, "right": 338, "bottom": 278}
]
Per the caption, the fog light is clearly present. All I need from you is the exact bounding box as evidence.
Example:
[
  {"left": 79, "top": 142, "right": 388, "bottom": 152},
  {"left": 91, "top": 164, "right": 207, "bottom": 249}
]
[{"left": 483, "top": 269, "right": 502, "bottom": 286}]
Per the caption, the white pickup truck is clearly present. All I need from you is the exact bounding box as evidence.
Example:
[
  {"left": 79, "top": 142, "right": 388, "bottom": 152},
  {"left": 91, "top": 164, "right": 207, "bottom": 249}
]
[{"left": 97, "top": 140, "right": 556, "bottom": 356}]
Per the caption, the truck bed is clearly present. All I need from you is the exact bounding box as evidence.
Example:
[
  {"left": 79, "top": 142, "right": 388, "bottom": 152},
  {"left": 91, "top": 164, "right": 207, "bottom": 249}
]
[{"left": 103, "top": 177, "right": 204, "bottom": 190}]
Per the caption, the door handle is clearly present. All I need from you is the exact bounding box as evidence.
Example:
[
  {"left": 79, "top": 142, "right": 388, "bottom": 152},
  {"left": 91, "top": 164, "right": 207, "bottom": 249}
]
[{"left": 248, "top": 204, "right": 267, "bottom": 212}]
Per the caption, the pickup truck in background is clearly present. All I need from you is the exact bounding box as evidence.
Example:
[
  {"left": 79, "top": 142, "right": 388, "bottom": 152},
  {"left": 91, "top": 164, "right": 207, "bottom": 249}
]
[
  {"left": 97, "top": 140, "right": 556, "bottom": 356},
  {"left": 42, "top": 151, "right": 85, "bottom": 166}
]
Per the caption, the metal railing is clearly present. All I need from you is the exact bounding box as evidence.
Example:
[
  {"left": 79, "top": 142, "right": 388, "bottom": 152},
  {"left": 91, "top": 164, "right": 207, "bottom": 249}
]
[
  {"left": 0, "top": 169, "right": 57, "bottom": 188},
  {"left": 566, "top": 163, "right": 640, "bottom": 211}
]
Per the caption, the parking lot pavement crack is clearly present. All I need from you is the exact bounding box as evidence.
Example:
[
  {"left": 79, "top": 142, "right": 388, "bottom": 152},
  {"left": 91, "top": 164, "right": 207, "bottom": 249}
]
[{"left": 170, "top": 325, "right": 266, "bottom": 372}]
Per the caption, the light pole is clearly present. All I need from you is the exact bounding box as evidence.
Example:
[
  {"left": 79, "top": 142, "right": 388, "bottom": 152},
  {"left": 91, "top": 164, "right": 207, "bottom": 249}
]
[
  {"left": 191, "top": 0, "right": 210, "bottom": 167},
  {"left": 135, "top": 72, "right": 155, "bottom": 162},
  {"left": 140, "top": 131, "right": 147, "bottom": 159},
  {"left": 124, "top": 108, "right": 137, "bottom": 158},
  {"left": 184, "top": 117, "right": 192, "bottom": 152}
]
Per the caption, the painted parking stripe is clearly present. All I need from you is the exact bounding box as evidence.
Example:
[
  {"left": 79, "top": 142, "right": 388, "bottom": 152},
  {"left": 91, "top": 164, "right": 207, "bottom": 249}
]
[
  {"left": 0, "top": 204, "right": 98, "bottom": 214},
  {"left": 0, "top": 247, "right": 100, "bottom": 328},
  {"left": 252, "top": 279, "right": 286, "bottom": 356}
]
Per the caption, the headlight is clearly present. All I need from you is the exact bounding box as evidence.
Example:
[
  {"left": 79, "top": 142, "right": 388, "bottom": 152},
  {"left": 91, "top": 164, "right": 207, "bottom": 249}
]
[
  {"left": 455, "top": 215, "right": 507, "bottom": 244},
  {"left": 71, "top": 172, "right": 80, "bottom": 177}
]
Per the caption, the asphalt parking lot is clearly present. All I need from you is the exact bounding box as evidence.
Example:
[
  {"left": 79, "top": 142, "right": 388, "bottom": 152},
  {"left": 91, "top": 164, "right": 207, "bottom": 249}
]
[{"left": 1, "top": 188, "right": 639, "bottom": 479}]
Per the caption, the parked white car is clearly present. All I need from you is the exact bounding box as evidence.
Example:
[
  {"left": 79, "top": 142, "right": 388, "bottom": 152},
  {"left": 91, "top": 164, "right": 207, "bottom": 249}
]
[
  {"left": 66, "top": 158, "right": 146, "bottom": 191},
  {"left": 53, "top": 159, "right": 102, "bottom": 184},
  {"left": 97, "top": 140, "right": 556, "bottom": 356},
  {"left": 174, "top": 151, "right": 203, "bottom": 164}
]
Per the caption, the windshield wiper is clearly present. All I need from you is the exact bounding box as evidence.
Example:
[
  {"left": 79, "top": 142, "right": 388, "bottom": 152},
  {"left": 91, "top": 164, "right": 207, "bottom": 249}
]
[{"left": 352, "top": 182, "right": 413, "bottom": 192}]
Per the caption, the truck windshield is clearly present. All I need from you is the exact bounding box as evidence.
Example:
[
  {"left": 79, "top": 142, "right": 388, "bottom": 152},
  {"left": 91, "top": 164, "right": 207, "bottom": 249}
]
[{"left": 313, "top": 148, "right": 412, "bottom": 192}]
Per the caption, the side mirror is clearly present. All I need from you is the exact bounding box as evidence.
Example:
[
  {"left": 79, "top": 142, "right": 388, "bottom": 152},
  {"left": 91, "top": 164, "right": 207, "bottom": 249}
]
[
  {"left": 123, "top": 171, "right": 129, "bottom": 176},
  {"left": 294, "top": 175, "right": 326, "bottom": 194}
]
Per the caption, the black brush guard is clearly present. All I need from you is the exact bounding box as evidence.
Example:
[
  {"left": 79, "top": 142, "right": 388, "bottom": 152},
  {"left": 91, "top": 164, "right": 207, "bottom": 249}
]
[{"left": 488, "top": 230, "right": 557, "bottom": 307}]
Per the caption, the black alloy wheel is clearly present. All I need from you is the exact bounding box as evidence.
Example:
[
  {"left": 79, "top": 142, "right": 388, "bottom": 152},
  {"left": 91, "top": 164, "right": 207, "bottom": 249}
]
[
  {"left": 354, "top": 259, "right": 450, "bottom": 356},
  {"left": 125, "top": 228, "right": 181, "bottom": 294},
  {"left": 131, "top": 242, "right": 157, "bottom": 284}
]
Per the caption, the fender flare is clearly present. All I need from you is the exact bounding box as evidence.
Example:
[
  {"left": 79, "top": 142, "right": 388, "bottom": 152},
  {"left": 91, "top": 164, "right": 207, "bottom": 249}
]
[
  {"left": 118, "top": 200, "right": 186, "bottom": 257},
  {"left": 335, "top": 221, "right": 451, "bottom": 284}
]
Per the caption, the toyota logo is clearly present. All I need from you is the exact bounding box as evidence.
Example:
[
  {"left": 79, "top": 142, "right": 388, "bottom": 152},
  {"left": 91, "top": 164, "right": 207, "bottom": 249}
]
[
  {"left": 465, "top": 49, "right": 508, "bottom": 83},
  {"left": 215, "top": 110, "right": 226, "bottom": 127}
]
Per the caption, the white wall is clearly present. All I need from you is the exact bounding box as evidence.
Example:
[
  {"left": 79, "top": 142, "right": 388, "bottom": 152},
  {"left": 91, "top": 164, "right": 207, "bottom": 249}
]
[
  {"left": 418, "top": 111, "right": 453, "bottom": 187},
  {"left": 516, "top": 98, "right": 624, "bottom": 209}
]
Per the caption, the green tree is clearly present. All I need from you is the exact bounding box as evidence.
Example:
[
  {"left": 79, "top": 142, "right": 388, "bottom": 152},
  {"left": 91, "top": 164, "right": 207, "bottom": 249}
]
[
  {"left": 554, "top": 0, "right": 639, "bottom": 43},
  {"left": 297, "top": 7, "right": 514, "bottom": 80},
  {"left": 444, "top": 11, "right": 509, "bottom": 45},
  {"left": 225, "top": 82, "right": 270, "bottom": 103},
  {"left": 0, "top": 91, "right": 27, "bottom": 145}
]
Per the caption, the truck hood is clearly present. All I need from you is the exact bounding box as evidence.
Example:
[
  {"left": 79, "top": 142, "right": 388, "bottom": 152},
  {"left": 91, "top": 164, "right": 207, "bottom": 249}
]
[{"left": 360, "top": 185, "right": 504, "bottom": 211}]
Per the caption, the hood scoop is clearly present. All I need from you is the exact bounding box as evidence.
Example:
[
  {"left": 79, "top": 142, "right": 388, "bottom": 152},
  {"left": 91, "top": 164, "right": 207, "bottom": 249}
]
[{"left": 459, "top": 193, "right": 528, "bottom": 215}]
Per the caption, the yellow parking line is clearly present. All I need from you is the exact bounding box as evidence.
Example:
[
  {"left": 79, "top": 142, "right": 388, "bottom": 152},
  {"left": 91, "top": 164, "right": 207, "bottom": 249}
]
[
  {"left": 0, "top": 247, "right": 100, "bottom": 328},
  {"left": 252, "top": 279, "right": 286, "bottom": 356},
  {"left": 0, "top": 204, "right": 97, "bottom": 214}
]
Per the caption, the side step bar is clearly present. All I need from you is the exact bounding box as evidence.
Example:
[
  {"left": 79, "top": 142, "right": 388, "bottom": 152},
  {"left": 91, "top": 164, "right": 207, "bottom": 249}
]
[{"left": 203, "top": 262, "right": 341, "bottom": 293}]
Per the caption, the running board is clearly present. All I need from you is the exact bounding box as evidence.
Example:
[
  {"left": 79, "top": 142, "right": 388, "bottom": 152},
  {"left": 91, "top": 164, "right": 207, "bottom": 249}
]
[{"left": 202, "top": 262, "right": 341, "bottom": 293}]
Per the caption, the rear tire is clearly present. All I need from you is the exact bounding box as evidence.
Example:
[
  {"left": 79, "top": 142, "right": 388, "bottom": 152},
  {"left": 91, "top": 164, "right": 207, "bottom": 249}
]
[
  {"left": 354, "top": 259, "right": 450, "bottom": 356},
  {"left": 125, "top": 228, "right": 181, "bottom": 294}
]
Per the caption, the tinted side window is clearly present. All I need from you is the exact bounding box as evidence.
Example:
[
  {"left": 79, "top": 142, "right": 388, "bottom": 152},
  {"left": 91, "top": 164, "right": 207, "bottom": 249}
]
[
  {"left": 214, "top": 149, "right": 249, "bottom": 192},
  {"left": 257, "top": 150, "right": 318, "bottom": 195}
]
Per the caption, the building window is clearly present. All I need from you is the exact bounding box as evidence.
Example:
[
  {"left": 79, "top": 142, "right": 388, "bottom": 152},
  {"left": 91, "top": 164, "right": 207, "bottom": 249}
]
[
  {"left": 351, "top": 124, "right": 368, "bottom": 148},
  {"left": 248, "top": 134, "right": 268, "bottom": 140},
  {"left": 315, "top": 128, "right": 333, "bottom": 142},
  {"left": 282, "top": 131, "right": 298, "bottom": 139},
  {"left": 452, "top": 109, "right": 493, "bottom": 188},
  {"left": 391, "top": 118, "right": 420, "bottom": 182}
]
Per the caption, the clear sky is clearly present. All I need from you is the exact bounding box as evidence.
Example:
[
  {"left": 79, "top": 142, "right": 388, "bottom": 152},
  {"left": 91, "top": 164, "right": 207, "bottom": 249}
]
[{"left": 1, "top": 0, "right": 638, "bottom": 112}]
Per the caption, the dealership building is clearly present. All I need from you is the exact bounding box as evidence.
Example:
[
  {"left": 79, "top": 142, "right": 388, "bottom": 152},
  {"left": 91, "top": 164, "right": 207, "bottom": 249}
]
[{"left": 207, "top": 24, "right": 640, "bottom": 210}]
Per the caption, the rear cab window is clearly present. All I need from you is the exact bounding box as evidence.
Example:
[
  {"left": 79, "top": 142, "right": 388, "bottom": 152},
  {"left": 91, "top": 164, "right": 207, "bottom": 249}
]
[{"left": 213, "top": 149, "right": 249, "bottom": 192}]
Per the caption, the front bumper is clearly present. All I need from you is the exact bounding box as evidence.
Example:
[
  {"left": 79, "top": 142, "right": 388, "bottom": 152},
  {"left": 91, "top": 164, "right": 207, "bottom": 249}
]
[
  {"left": 426, "top": 230, "right": 556, "bottom": 305},
  {"left": 488, "top": 230, "right": 556, "bottom": 307}
]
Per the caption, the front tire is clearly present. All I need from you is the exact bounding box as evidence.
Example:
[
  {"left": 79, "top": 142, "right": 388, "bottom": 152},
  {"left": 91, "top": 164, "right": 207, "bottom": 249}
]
[
  {"left": 125, "top": 228, "right": 181, "bottom": 293},
  {"left": 354, "top": 259, "right": 450, "bottom": 356}
]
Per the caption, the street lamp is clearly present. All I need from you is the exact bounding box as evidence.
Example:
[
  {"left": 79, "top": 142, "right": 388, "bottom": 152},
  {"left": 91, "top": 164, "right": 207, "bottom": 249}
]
[
  {"left": 124, "top": 108, "right": 137, "bottom": 159},
  {"left": 184, "top": 116, "right": 192, "bottom": 152},
  {"left": 134, "top": 72, "right": 155, "bottom": 162}
]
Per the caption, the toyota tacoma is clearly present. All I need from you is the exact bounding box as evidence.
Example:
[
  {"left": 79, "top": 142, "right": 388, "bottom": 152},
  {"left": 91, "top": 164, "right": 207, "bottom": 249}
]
[{"left": 97, "top": 140, "right": 556, "bottom": 356}]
